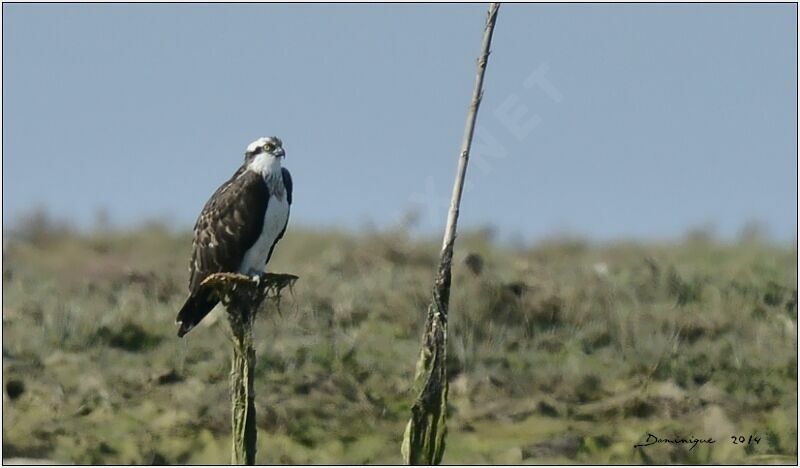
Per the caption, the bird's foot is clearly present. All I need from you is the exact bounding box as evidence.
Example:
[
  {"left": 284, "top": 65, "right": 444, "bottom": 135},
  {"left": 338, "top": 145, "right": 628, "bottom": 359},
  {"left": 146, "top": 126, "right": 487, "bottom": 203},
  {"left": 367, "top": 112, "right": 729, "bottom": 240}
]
[{"left": 247, "top": 269, "right": 263, "bottom": 284}]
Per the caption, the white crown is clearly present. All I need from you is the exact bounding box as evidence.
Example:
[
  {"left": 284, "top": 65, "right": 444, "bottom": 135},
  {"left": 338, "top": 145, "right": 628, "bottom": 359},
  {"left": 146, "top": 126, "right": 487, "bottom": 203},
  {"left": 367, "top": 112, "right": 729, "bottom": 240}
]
[
  {"left": 246, "top": 136, "right": 282, "bottom": 154},
  {"left": 246, "top": 137, "right": 271, "bottom": 153}
]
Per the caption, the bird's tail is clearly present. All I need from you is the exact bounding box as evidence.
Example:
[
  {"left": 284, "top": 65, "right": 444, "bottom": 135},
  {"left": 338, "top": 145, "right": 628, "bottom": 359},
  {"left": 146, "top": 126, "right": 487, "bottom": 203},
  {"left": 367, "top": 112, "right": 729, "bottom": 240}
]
[{"left": 176, "top": 289, "right": 219, "bottom": 337}]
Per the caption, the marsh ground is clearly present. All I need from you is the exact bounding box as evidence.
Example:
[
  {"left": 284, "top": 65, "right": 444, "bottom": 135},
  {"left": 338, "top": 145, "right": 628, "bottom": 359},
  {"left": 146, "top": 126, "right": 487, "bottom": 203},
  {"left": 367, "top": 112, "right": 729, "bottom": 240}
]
[{"left": 2, "top": 221, "right": 797, "bottom": 464}]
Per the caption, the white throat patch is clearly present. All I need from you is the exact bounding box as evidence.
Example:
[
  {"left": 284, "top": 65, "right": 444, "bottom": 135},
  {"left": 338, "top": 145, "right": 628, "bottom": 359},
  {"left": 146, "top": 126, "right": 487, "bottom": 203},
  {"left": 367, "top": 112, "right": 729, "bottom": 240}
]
[
  {"left": 247, "top": 153, "right": 282, "bottom": 176},
  {"left": 247, "top": 154, "right": 285, "bottom": 200}
]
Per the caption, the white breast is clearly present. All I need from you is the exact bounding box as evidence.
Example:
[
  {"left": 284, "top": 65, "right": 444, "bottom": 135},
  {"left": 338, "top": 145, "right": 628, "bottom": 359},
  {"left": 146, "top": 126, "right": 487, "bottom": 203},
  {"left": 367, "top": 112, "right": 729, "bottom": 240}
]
[{"left": 238, "top": 170, "right": 290, "bottom": 275}]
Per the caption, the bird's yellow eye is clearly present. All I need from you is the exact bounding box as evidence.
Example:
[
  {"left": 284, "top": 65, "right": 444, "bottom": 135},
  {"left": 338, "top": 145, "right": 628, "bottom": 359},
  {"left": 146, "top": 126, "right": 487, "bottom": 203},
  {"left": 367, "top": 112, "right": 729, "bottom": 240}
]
[{"left": 264, "top": 142, "right": 275, "bottom": 152}]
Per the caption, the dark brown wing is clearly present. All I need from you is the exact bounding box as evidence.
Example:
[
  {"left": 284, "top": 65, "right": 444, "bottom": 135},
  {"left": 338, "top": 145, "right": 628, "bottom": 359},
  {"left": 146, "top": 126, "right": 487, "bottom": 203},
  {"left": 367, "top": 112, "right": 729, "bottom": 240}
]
[
  {"left": 282, "top": 167, "right": 293, "bottom": 205},
  {"left": 188, "top": 167, "right": 270, "bottom": 293}
]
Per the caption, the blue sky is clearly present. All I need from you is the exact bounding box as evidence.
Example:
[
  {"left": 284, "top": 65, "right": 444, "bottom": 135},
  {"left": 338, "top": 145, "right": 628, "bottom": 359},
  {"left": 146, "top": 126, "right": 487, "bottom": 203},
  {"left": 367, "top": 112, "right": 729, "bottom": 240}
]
[{"left": 3, "top": 3, "right": 797, "bottom": 242}]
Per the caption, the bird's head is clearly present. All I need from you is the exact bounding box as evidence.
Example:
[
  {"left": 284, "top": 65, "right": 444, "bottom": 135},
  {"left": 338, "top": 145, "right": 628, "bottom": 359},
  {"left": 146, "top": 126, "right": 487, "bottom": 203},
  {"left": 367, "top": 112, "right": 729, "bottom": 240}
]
[{"left": 244, "top": 136, "right": 285, "bottom": 166}]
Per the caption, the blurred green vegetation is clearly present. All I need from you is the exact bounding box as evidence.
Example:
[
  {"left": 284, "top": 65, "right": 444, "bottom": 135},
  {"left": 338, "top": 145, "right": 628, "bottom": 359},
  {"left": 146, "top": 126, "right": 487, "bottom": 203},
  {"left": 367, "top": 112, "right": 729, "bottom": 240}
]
[{"left": 2, "top": 218, "right": 797, "bottom": 464}]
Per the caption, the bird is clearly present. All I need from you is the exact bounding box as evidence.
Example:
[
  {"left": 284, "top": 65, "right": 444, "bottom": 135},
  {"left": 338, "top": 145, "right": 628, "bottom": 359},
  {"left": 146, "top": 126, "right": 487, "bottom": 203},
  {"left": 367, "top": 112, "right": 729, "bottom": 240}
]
[{"left": 176, "top": 136, "right": 292, "bottom": 337}]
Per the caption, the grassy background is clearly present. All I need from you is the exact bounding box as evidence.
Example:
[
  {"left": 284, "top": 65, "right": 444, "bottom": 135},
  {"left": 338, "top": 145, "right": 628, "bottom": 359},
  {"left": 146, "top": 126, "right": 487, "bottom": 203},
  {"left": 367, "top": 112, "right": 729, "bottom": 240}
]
[{"left": 2, "top": 217, "right": 797, "bottom": 464}]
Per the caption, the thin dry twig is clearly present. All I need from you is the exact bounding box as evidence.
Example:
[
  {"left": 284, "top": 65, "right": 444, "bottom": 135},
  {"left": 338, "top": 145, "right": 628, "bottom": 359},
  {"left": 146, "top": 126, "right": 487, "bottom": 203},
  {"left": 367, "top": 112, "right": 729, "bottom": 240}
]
[{"left": 402, "top": 3, "right": 501, "bottom": 465}]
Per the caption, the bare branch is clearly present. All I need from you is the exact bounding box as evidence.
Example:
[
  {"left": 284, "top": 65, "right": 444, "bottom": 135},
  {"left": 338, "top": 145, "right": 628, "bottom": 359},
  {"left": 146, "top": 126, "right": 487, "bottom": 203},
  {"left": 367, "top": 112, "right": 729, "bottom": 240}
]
[{"left": 403, "top": 4, "right": 501, "bottom": 465}]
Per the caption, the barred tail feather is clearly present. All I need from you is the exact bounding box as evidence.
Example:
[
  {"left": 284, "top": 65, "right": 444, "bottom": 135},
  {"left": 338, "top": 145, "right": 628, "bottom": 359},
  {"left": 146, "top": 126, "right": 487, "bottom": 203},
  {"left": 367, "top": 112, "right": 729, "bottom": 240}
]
[{"left": 176, "top": 289, "right": 219, "bottom": 337}]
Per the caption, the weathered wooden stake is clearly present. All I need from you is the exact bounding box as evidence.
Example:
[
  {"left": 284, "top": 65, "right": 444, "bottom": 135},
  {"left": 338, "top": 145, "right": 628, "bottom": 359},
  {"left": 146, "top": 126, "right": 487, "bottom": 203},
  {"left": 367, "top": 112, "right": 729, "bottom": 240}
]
[
  {"left": 200, "top": 272, "right": 298, "bottom": 465},
  {"left": 402, "top": 3, "right": 500, "bottom": 465}
]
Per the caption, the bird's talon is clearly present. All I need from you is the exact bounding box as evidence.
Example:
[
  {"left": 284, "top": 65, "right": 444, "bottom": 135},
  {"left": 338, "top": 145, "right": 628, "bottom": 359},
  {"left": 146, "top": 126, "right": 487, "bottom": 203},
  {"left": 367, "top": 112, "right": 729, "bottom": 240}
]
[{"left": 248, "top": 270, "right": 262, "bottom": 284}]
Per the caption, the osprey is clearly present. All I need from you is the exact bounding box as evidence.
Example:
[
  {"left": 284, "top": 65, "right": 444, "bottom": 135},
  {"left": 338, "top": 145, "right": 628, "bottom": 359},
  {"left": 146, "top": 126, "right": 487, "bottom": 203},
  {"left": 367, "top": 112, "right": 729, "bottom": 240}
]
[{"left": 176, "top": 136, "right": 292, "bottom": 337}]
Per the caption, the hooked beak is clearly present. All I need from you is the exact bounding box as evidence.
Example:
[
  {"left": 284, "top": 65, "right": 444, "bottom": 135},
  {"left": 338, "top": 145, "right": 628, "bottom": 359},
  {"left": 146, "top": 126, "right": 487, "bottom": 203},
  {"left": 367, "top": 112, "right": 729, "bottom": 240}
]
[{"left": 276, "top": 147, "right": 286, "bottom": 158}]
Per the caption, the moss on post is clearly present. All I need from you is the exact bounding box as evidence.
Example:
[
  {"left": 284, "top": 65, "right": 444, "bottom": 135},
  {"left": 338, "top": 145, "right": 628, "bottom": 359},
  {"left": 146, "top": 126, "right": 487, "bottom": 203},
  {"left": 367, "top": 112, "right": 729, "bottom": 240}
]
[
  {"left": 401, "top": 248, "right": 452, "bottom": 465},
  {"left": 200, "top": 272, "right": 298, "bottom": 465}
]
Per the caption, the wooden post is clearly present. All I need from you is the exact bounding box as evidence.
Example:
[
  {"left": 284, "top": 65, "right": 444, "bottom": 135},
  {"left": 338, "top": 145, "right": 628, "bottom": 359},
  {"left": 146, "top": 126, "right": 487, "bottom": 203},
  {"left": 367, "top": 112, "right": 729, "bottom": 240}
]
[{"left": 200, "top": 272, "right": 298, "bottom": 465}]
